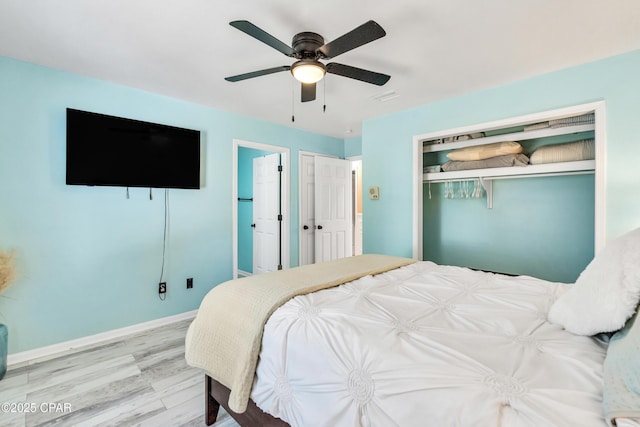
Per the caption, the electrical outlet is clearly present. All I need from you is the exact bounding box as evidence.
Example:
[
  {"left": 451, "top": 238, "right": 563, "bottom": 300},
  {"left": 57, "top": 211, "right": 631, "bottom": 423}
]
[
  {"left": 186, "top": 278, "right": 193, "bottom": 289},
  {"left": 159, "top": 282, "right": 167, "bottom": 294}
]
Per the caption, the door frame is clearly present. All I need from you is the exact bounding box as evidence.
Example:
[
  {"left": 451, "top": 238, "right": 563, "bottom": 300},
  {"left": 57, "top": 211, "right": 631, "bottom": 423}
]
[
  {"left": 233, "top": 139, "right": 290, "bottom": 279},
  {"left": 411, "top": 101, "right": 607, "bottom": 260}
]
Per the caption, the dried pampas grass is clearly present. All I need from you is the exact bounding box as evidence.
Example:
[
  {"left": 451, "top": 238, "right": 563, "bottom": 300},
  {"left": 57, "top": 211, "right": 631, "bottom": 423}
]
[{"left": 0, "top": 249, "right": 16, "bottom": 294}]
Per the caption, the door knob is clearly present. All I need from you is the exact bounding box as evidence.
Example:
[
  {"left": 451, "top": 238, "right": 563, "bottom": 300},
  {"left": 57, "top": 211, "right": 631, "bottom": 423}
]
[
  {"left": 316, "top": 225, "right": 323, "bottom": 230},
  {"left": 303, "top": 225, "right": 309, "bottom": 230},
  {"left": 250, "top": 223, "right": 256, "bottom": 228}
]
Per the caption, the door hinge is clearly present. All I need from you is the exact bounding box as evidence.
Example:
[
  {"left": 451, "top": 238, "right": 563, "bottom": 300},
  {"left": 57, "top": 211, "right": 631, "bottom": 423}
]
[
  {"left": 277, "top": 264, "right": 283, "bottom": 270},
  {"left": 277, "top": 165, "right": 283, "bottom": 172},
  {"left": 277, "top": 214, "right": 283, "bottom": 221}
]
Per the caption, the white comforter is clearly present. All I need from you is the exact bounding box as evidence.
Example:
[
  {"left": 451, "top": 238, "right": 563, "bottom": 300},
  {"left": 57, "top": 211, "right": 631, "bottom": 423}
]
[{"left": 251, "top": 261, "right": 608, "bottom": 427}]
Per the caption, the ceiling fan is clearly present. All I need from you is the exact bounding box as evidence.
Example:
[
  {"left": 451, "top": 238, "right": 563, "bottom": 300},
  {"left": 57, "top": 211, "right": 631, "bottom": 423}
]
[{"left": 224, "top": 20, "right": 391, "bottom": 102}]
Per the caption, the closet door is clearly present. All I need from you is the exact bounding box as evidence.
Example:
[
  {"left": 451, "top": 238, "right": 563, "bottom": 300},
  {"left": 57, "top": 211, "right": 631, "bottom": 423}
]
[
  {"left": 314, "top": 156, "right": 353, "bottom": 263},
  {"left": 299, "top": 154, "right": 316, "bottom": 266}
]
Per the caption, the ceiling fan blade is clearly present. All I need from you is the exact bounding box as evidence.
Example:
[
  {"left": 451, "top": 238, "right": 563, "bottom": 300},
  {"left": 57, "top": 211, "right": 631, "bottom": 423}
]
[
  {"left": 301, "top": 83, "right": 316, "bottom": 102},
  {"left": 326, "top": 63, "right": 390, "bottom": 86},
  {"left": 230, "top": 20, "right": 295, "bottom": 57},
  {"left": 225, "top": 66, "right": 291, "bottom": 82},
  {"left": 318, "top": 20, "right": 386, "bottom": 59}
]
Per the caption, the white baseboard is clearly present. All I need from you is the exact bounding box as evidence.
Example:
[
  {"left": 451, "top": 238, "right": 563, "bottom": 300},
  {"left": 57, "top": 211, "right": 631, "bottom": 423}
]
[
  {"left": 237, "top": 269, "right": 252, "bottom": 277},
  {"left": 7, "top": 309, "right": 198, "bottom": 366}
]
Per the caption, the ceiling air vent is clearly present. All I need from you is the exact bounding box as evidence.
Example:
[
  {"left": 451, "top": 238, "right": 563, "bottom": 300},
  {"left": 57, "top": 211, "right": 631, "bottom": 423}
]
[{"left": 371, "top": 90, "right": 399, "bottom": 102}]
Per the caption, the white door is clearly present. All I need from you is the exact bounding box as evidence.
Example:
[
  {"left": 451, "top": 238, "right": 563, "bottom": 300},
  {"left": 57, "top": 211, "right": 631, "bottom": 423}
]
[
  {"left": 314, "top": 156, "right": 352, "bottom": 262},
  {"left": 299, "top": 154, "right": 316, "bottom": 266},
  {"left": 253, "top": 153, "right": 281, "bottom": 274}
]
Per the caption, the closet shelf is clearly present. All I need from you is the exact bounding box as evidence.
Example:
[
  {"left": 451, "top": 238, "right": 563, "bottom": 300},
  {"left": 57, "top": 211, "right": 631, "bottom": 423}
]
[
  {"left": 423, "top": 160, "right": 595, "bottom": 182},
  {"left": 422, "top": 123, "right": 595, "bottom": 153}
]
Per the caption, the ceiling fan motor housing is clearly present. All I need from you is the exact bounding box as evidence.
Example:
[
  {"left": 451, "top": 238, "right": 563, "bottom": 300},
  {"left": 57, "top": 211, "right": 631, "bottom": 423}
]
[{"left": 292, "top": 32, "right": 325, "bottom": 59}]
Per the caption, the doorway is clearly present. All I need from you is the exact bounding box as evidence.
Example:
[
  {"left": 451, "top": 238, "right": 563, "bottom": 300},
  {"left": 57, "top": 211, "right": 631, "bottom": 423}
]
[
  {"left": 233, "top": 139, "right": 290, "bottom": 279},
  {"left": 350, "top": 158, "right": 363, "bottom": 256}
]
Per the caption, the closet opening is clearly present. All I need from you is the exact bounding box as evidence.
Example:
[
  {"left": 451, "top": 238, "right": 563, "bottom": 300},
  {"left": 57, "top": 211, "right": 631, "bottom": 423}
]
[{"left": 412, "top": 101, "right": 606, "bottom": 283}]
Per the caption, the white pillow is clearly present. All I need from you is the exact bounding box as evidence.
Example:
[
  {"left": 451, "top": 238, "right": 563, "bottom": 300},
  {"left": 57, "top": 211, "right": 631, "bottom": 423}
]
[
  {"left": 548, "top": 227, "right": 640, "bottom": 335},
  {"left": 529, "top": 139, "right": 595, "bottom": 165},
  {"left": 446, "top": 141, "right": 522, "bottom": 161}
]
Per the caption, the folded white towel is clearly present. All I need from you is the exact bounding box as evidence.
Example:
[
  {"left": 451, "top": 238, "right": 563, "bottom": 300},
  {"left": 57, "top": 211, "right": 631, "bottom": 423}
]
[{"left": 549, "top": 113, "right": 594, "bottom": 128}]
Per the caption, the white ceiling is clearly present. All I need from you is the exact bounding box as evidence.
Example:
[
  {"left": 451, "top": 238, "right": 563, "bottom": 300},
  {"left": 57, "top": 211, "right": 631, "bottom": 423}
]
[{"left": 1, "top": 0, "right": 639, "bottom": 138}]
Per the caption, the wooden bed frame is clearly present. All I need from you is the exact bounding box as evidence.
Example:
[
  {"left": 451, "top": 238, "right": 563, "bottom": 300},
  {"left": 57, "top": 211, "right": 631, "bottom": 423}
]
[{"left": 205, "top": 374, "right": 290, "bottom": 427}]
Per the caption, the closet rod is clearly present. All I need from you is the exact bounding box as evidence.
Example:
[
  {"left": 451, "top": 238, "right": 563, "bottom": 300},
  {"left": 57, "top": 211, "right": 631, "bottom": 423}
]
[{"left": 425, "top": 169, "right": 594, "bottom": 184}]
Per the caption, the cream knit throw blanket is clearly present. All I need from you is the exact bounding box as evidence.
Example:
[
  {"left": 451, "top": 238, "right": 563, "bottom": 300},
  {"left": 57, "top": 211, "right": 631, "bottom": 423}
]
[{"left": 185, "top": 254, "right": 416, "bottom": 413}]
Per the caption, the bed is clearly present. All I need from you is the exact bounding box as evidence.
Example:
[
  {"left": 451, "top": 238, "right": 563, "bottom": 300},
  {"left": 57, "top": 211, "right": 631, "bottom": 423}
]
[{"left": 185, "top": 229, "right": 640, "bottom": 427}]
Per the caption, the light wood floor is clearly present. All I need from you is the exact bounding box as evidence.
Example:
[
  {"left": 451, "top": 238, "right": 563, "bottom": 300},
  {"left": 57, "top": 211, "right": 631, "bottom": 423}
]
[{"left": 1, "top": 319, "right": 241, "bottom": 427}]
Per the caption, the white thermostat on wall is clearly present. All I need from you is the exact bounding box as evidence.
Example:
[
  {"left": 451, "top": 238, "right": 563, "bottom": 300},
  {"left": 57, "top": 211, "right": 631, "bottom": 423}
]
[{"left": 369, "top": 186, "right": 380, "bottom": 200}]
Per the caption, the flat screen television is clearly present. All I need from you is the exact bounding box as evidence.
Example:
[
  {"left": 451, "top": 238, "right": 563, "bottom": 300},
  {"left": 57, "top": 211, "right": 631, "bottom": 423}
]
[{"left": 66, "top": 108, "right": 201, "bottom": 189}]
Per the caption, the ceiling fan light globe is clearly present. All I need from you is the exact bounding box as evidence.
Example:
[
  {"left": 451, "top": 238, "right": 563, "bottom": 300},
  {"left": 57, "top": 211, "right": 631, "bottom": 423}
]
[{"left": 291, "top": 61, "right": 326, "bottom": 84}]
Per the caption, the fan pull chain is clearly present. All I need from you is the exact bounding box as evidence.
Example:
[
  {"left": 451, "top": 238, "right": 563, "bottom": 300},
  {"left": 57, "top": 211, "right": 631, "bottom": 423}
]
[
  {"left": 291, "top": 80, "right": 295, "bottom": 122},
  {"left": 323, "top": 79, "right": 327, "bottom": 113}
]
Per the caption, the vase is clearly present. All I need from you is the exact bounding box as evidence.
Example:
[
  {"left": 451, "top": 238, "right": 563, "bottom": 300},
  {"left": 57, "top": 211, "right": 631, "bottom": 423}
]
[{"left": 0, "top": 323, "right": 7, "bottom": 380}]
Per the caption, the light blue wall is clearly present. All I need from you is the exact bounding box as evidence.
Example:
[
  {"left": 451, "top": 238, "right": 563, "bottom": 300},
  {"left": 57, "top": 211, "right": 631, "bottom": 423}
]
[
  {"left": 0, "top": 56, "right": 343, "bottom": 354},
  {"left": 344, "top": 136, "right": 362, "bottom": 158},
  {"left": 423, "top": 176, "right": 595, "bottom": 283},
  {"left": 363, "top": 50, "right": 640, "bottom": 281},
  {"left": 237, "top": 147, "right": 273, "bottom": 273}
]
